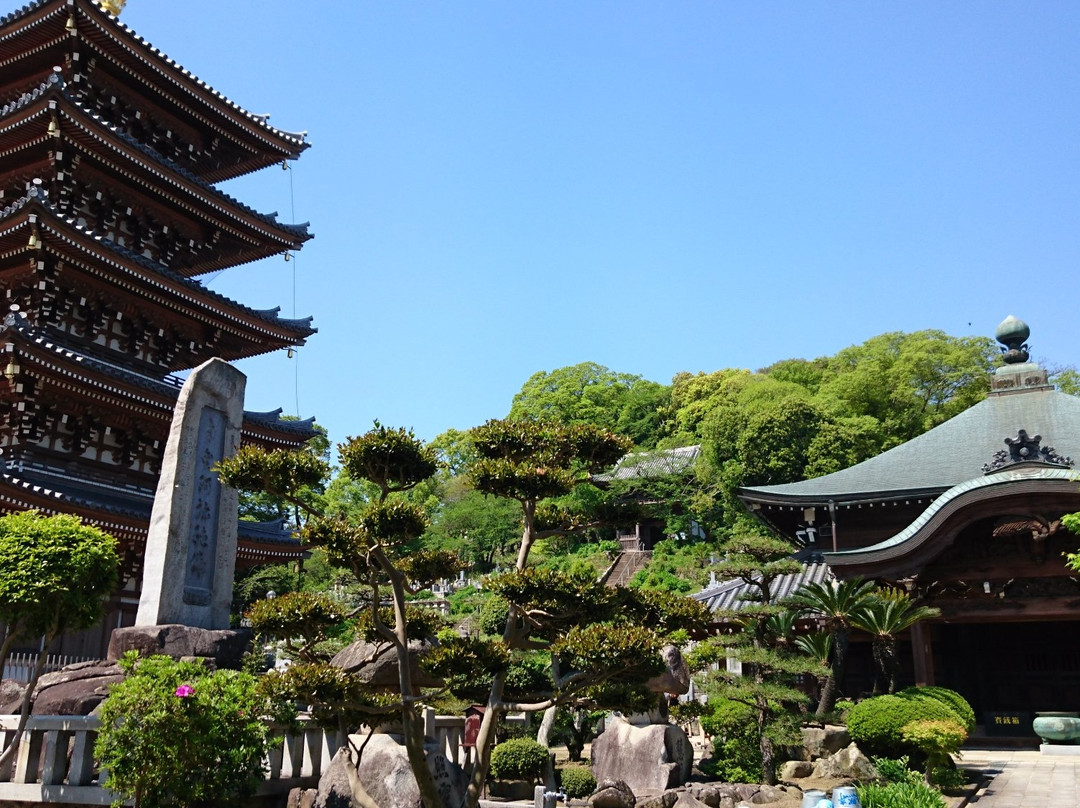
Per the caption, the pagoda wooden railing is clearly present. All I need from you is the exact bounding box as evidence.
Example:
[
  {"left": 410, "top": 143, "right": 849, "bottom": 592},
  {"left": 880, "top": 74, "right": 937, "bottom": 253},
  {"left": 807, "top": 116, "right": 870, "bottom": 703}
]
[{"left": 0, "top": 711, "right": 487, "bottom": 804}]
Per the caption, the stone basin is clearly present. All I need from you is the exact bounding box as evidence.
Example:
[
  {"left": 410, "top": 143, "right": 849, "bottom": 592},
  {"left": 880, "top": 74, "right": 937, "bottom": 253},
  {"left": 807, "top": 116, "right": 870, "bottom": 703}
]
[{"left": 1033, "top": 713, "right": 1080, "bottom": 743}]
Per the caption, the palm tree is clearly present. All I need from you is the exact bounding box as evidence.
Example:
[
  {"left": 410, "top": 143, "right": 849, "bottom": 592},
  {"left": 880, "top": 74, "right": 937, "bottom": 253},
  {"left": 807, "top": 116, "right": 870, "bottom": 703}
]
[
  {"left": 789, "top": 578, "right": 877, "bottom": 716},
  {"left": 794, "top": 631, "right": 833, "bottom": 706},
  {"left": 852, "top": 589, "right": 940, "bottom": 694}
]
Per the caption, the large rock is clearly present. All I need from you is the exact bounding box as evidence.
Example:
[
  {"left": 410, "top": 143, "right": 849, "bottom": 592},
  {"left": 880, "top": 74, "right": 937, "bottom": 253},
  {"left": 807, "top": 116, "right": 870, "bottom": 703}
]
[
  {"left": 31, "top": 660, "right": 124, "bottom": 715},
  {"left": 592, "top": 779, "right": 636, "bottom": 808},
  {"left": 592, "top": 715, "right": 693, "bottom": 796},
  {"left": 0, "top": 661, "right": 123, "bottom": 716},
  {"left": 316, "top": 732, "right": 467, "bottom": 808},
  {"left": 330, "top": 639, "right": 443, "bottom": 692},
  {"left": 646, "top": 645, "right": 691, "bottom": 696},
  {"left": 778, "top": 760, "right": 813, "bottom": 780},
  {"left": 801, "top": 725, "right": 851, "bottom": 759},
  {"left": 108, "top": 624, "right": 252, "bottom": 669},
  {"left": 811, "top": 742, "right": 877, "bottom": 781}
]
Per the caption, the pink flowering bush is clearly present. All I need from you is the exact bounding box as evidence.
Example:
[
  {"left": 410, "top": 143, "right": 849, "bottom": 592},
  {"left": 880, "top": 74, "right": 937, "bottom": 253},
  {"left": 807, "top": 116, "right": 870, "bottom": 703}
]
[{"left": 95, "top": 653, "right": 293, "bottom": 808}]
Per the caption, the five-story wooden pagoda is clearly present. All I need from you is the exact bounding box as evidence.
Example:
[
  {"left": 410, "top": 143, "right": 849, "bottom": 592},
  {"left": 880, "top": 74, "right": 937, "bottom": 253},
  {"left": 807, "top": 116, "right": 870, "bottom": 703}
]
[{"left": 0, "top": 0, "right": 318, "bottom": 652}]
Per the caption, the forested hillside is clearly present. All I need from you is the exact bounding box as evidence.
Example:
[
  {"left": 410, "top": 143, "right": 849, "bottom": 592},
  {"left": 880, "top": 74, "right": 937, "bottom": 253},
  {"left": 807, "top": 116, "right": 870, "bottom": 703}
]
[{"left": 233, "top": 327, "right": 1029, "bottom": 607}]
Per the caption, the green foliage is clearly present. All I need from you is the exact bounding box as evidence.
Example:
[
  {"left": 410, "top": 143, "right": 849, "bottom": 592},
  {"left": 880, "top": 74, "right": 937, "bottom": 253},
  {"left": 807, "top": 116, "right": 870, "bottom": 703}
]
[
  {"left": 558, "top": 764, "right": 597, "bottom": 798},
  {"left": 423, "top": 481, "right": 522, "bottom": 570},
  {"left": 246, "top": 592, "right": 345, "bottom": 662},
  {"left": 901, "top": 719, "right": 967, "bottom": 778},
  {"left": 699, "top": 698, "right": 762, "bottom": 783},
  {"left": 216, "top": 445, "right": 329, "bottom": 502},
  {"left": 0, "top": 510, "right": 119, "bottom": 639},
  {"left": 479, "top": 594, "right": 511, "bottom": 636},
  {"left": 509, "top": 362, "right": 670, "bottom": 448},
  {"left": 856, "top": 781, "right": 946, "bottom": 808},
  {"left": 847, "top": 691, "right": 965, "bottom": 759},
  {"left": 898, "top": 686, "right": 974, "bottom": 733},
  {"left": 852, "top": 593, "right": 941, "bottom": 694},
  {"left": 630, "top": 539, "right": 713, "bottom": 593},
  {"left": 929, "top": 765, "right": 968, "bottom": 790},
  {"left": 95, "top": 655, "right": 286, "bottom": 808},
  {"left": 872, "top": 755, "right": 924, "bottom": 786},
  {"left": 338, "top": 422, "right": 439, "bottom": 496},
  {"left": 489, "top": 737, "right": 549, "bottom": 782}
]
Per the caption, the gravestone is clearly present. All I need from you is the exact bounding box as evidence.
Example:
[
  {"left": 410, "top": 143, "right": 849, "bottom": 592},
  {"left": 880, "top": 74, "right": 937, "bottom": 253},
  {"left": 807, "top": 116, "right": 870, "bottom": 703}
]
[{"left": 135, "top": 358, "right": 246, "bottom": 629}]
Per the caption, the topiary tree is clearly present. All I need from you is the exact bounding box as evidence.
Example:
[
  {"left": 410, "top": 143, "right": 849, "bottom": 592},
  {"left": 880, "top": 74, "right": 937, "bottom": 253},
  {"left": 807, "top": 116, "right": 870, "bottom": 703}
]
[
  {"left": 846, "top": 690, "right": 966, "bottom": 759},
  {"left": 220, "top": 419, "right": 714, "bottom": 808},
  {"left": 489, "top": 737, "right": 549, "bottom": 782},
  {"left": 901, "top": 718, "right": 967, "bottom": 785},
  {"left": 897, "top": 686, "right": 974, "bottom": 732},
  {"left": 217, "top": 423, "right": 460, "bottom": 808},
  {"left": 559, "top": 764, "right": 597, "bottom": 799},
  {"left": 0, "top": 511, "right": 119, "bottom": 768}
]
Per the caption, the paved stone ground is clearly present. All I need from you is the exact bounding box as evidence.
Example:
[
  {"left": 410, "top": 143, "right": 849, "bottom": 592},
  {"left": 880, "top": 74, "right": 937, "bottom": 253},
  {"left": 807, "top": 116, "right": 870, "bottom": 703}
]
[{"left": 963, "top": 748, "right": 1080, "bottom": 806}]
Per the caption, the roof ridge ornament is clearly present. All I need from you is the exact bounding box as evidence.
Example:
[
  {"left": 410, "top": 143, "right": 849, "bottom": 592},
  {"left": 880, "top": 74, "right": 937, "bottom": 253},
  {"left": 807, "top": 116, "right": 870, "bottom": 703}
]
[
  {"left": 97, "top": 0, "right": 126, "bottom": 16},
  {"left": 995, "top": 315, "right": 1030, "bottom": 364},
  {"left": 983, "top": 428, "right": 1073, "bottom": 474}
]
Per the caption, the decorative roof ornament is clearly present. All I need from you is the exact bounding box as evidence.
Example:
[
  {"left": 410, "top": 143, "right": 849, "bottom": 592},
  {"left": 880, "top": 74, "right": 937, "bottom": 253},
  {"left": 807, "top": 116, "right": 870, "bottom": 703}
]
[
  {"left": 995, "top": 315, "right": 1030, "bottom": 364},
  {"left": 98, "top": 0, "right": 126, "bottom": 16},
  {"left": 982, "top": 428, "right": 1073, "bottom": 474}
]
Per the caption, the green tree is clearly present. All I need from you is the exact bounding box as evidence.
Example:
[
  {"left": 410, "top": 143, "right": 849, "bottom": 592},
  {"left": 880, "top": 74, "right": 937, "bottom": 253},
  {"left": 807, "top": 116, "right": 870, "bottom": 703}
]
[
  {"left": 789, "top": 578, "right": 877, "bottom": 717},
  {"left": 0, "top": 511, "right": 119, "bottom": 768},
  {"left": 422, "top": 478, "right": 522, "bottom": 571},
  {"left": 217, "top": 424, "right": 460, "bottom": 808},
  {"left": 814, "top": 330, "right": 995, "bottom": 444},
  {"left": 693, "top": 521, "right": 822, "bottom": 784},
  {"left": 852, "top": 590, "right": 940, "bottom": 694},
  {"left": 510, "top": 362, "right": 670, "bottom": 448}
]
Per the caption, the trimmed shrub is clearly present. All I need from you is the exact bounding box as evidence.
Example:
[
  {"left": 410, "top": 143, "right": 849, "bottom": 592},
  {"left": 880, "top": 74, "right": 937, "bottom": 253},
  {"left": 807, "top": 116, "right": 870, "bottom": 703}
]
[
  {"left": 872, "top": 755, "right": 923, "bottom": 786},
  {"left": 699, "top": 698, "right": 762, "bottom": 783},
  {"left": 847, "top": 692, "right": 960, "bottom": 758},
  {"left": 490, "top": 737, "right": 549, "bottom": 782},
  {"left": 902, "top": 718, "right": 968, "bottom": 783},
  {"left": 899, "top": 686, "right": 975, "bottom": 732},
  {"left": 856, "top": 781, "right": 946, "bottom": 808},
  {"left": 559, "top": 764, "right": 597, "bottom": 798}
]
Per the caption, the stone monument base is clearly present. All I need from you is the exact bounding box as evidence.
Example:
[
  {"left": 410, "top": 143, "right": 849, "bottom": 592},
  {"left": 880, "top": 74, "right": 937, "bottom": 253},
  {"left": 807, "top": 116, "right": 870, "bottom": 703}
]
[{"left": 108, "top": 624, "right": 252, "bottom": 669}]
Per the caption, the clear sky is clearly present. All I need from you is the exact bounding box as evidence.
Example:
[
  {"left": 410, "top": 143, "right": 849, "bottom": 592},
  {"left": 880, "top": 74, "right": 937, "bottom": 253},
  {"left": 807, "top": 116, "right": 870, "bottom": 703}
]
[{"left": 114, "top": 1, "right": 1080, "bottom": 447}]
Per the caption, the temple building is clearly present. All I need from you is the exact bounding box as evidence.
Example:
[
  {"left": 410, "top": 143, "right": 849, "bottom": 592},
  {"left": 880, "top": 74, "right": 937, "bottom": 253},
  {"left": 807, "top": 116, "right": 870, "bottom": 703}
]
[
  {"left": 721, "top": 316, "right": 1080, "bottom": 735},
  {"left": 0, "top": 0, "right": 317, "bottom": 654}
]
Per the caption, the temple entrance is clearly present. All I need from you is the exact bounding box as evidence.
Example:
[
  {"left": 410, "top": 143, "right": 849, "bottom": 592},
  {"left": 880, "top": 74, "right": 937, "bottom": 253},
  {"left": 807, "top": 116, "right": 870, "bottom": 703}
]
[{"left": 934, "top": 621, "right": 1080, "bottom": 731}]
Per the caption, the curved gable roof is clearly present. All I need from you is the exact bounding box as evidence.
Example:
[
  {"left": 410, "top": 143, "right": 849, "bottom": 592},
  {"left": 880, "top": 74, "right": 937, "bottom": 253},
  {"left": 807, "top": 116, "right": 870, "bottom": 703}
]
[{"left": 740, "top": 385, "right": 1080, "bottom": 505}]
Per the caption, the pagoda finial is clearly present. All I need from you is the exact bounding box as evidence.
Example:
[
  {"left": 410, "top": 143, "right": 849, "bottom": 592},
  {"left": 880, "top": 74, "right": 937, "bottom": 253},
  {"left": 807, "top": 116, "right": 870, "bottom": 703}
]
[
  {"left": 995, "top": 315, "right": 1030, "bottom": 364},
  {"left": 98, "top": 0, "right": 126, "bottom": 16}
]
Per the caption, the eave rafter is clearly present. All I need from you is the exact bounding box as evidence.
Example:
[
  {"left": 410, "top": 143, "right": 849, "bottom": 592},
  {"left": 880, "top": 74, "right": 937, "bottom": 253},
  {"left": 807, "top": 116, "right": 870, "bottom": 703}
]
[
  {"left": 0, "top": 76, "right": 311, "bottom": 275},
  {"left": 0, "top": 0, "right": 308, "bottom": 181}
]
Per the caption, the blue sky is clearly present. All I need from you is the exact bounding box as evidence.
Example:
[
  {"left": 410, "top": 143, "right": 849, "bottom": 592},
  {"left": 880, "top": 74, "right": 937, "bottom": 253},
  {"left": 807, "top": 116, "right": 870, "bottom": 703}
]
[{"left": 117, "top": 2, "right": 1080, "bottom": 447}]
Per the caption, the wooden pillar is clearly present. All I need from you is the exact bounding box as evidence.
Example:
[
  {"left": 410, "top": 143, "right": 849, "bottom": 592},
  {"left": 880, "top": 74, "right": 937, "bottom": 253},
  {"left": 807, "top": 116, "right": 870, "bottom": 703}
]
[{"left": 910, "top": 620, "right": 935, "bottom": 687}]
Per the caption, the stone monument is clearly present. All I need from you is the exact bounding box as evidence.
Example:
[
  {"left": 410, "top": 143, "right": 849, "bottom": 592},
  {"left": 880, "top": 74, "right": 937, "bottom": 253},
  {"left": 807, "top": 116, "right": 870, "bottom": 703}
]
[
  {"left": 109, "top": 359, "right": 250, "bottom": 666},
  {"left": 136, "top": 357, "right": 246, "bottom": 629}
]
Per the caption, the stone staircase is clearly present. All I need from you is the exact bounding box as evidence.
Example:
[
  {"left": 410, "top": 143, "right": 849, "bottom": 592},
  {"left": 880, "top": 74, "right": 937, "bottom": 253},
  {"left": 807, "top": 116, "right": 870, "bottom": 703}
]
[{"left": 600, "top": 551, "right": 652, "bottom": 588}]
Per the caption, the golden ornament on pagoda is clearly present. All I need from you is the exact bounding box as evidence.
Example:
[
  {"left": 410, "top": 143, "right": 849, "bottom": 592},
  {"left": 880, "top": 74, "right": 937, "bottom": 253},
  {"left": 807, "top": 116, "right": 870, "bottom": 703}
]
[{"left": 98, "top": 0, "right": 126, "bottom": 15}]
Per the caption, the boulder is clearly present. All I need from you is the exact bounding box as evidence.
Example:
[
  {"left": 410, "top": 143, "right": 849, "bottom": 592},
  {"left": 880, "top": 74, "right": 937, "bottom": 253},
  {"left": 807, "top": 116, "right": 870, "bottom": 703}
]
[
  {"left": 593, "top": 779, "right": 636, "bottom": 808},
  {"left": 687, "top": 784, "right": 722, "bottom": 807},
  {"left": 646, "top": 645, "right": 691, "bottom": 696},
  {"left": 778, "top": 760, "right": 813, "bottom": 780},
  {"left": 330, "top": 639, "right": 443, "bottom": 692},
  {"left": 749, "top": 784, "right": 786, "bottom": 803},
  {"left": 108, "top": 624, "right": 251, "bottom": 668},
  {"left": 316, "top": 732, "right": 467, "bottom": 808},
  {"left": 734, "top": 785, "right": 759, "bottom": 801},
  {"left": 639, "top": 790, "right": 678, "bottom": 808},
  {"left": 673, "top": 791, "right": 710, "bottom": 808},
  {"left": 801, "top": 725, "right": 851, "bottom": 759},
  {"left": 0, "top": 679, "right": 28, "bottom": 714},
  {"left": 592, "top": 715, "right": 693, "bottom": 796},
  {"left": 30, "top": 660, "right": 124, "bottom": 715},
  {"left": 811, "top": 742, "right": 877, "bottom": 781},
  {"left": 287, "top": 787, "right": 318, "bottom": 808}
]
